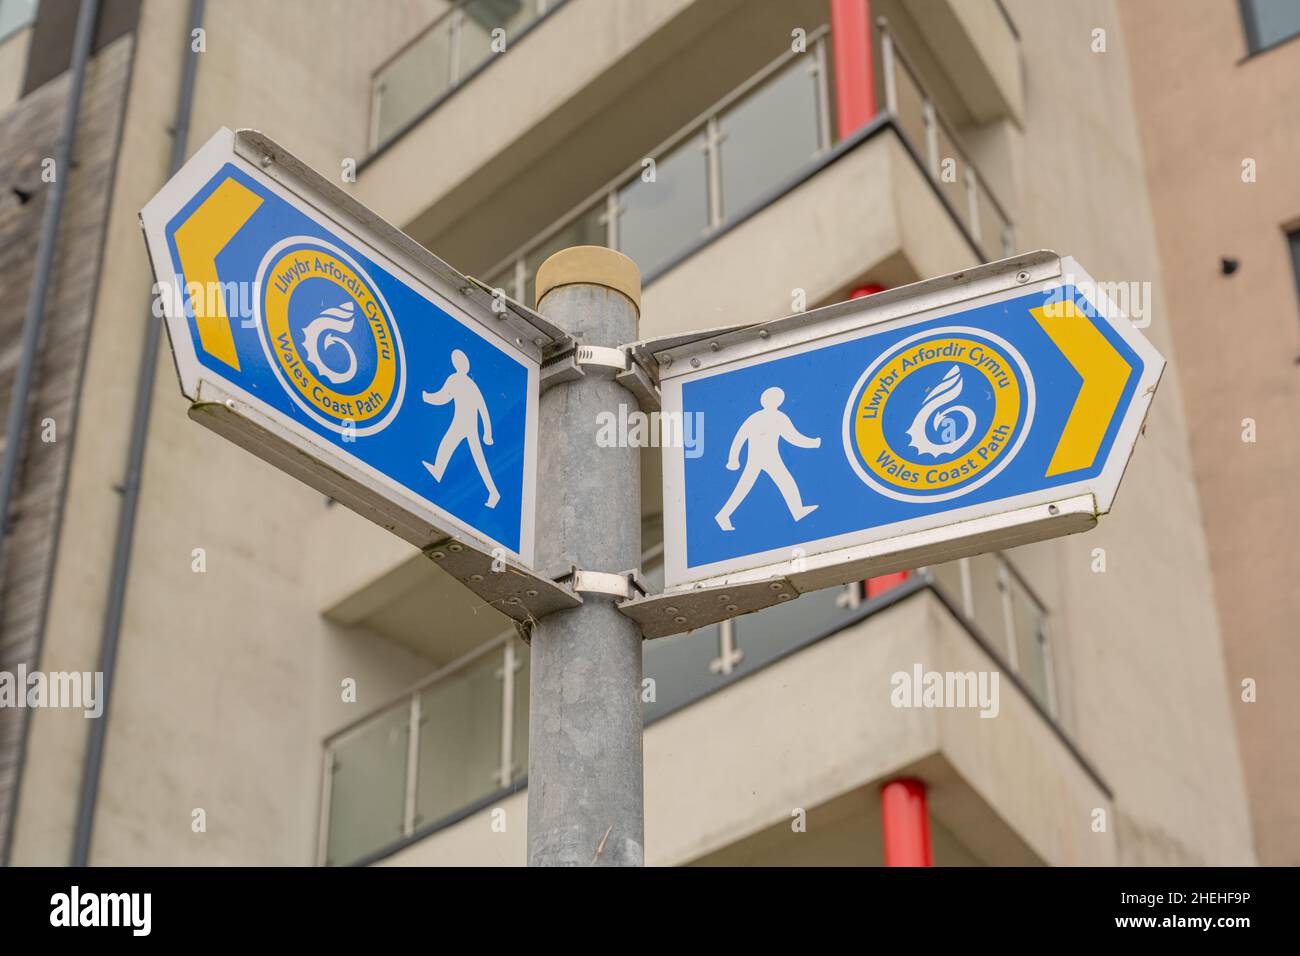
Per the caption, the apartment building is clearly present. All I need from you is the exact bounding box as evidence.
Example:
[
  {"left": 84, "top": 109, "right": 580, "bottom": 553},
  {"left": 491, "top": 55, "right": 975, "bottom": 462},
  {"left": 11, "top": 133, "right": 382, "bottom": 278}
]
[
  {"left": 0, "top": 0, "right": 1255, "bottom": 866},
  {"left": 1119, "top": 0, "right": 1300, "bottom": 866}
]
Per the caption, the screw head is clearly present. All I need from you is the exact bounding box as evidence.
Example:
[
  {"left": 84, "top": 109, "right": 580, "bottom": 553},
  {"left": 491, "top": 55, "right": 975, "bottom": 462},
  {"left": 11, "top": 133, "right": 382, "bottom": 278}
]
[
  {"left": 430, "top": 550, "right": 445, "bottom": 560},
  {"left": 665, "top": 606, "right": 679, "bottom": 615},
  {"left": 526, "top": 589, "right": 538, "bottom": 597},
  {"left": 674, "top": 616, "right": 687, "bottom": 624},
  {"left": 1048, "top": 504, "right": 1059, "bottom": 515},
  {"left": 768, "top": 582, "right": 783, "bottom": 591},
  {"left": 1016, "top": 270, "right": 1030, "bottom": 283},
  {"left": 717, "top": 594, "right": 731, "bottom": 602},
  {"left": 260, "top": 154, "right": 273, "bottom": 168},
  {"left": 726, "top": 604, "right": 739, "bottom": 612},
  {"left": 758, "top": 329, "right": 770, "bottom": 339},
  {"left": 690, "top": 357, "right": 701, "bottom": 368},
  {"left": 448, "top": 543, "right": 463, "bottom": 552},
  {"left": 469, "top": 573, "right": 484, "bottom": 582},
  {"left": 662, "top": 355, "right": 673, "bottom": 368},
  {"left": 507, "top": 597, "right": 520, "bottom": 605},
  {"left": 709, "top": 341, "right": 720, "bottom": 352},
  {"left": 777, "top": 594, "right": 792, "bottom": 602},
  {"left": 534, "top": 337, "right": 546, "bottom": 347}
]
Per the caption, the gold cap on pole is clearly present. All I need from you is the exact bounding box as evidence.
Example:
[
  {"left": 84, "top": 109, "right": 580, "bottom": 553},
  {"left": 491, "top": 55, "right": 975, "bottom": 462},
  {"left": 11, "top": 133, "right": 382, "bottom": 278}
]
[{"left": 535, "top": 245, "right": 640, "bottom": 313}]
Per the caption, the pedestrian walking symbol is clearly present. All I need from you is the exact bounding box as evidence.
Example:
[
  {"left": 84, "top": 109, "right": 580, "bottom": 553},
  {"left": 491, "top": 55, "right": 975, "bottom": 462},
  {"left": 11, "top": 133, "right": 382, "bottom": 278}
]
[
  {"left": 658, "top": 254, "right": 1165, "bottom": 592},
  {"left": 715, "top": 386, "right": 821, "bottom": 531},
  {"left": 423, "top": 349, "right": 501, "bottom": 509}
]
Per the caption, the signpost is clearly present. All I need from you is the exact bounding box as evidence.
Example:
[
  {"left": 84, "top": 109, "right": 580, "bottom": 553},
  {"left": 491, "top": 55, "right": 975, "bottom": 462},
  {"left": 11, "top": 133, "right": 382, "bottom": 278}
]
[
  {"left": 140, "top": 128, "right": 577, "bottom": 623},
  {"left": 142, "top": 131, "right": 1165, "bottom": 864},
  {"left": 622, "top": 251, "right": 1164, "bottom": 638}
]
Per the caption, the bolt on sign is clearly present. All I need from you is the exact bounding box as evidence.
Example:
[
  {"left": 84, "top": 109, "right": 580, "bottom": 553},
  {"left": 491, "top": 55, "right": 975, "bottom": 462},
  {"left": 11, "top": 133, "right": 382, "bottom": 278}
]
[
  {"left": 622, "top": 252, "right": 1164, "bottom": 638},
  {"left": 140, "top": 128, "right": 576, "bottom": 621}
]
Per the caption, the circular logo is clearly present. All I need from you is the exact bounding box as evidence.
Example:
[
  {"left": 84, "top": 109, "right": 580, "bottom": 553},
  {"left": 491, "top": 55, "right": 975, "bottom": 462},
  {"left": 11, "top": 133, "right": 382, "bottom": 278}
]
[
  {"left": 841, "top": 327, "right": 1034, "bottom": 502},
  {"left": 254, "top": 237, "right": 405, "bottom": 436}
]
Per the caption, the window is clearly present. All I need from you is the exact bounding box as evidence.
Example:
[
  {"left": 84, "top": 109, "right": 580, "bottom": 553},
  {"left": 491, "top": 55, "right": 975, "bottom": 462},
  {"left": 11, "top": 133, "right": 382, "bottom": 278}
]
[
  {"left": 370, "top": 0, "right": 560, "bottom": 149},
  {"left": 1289, "top": 226, "right": 1300, "bottom": 307},
  {"left": 616, "top": 132, "right": 709, "bottom": 279},
  {"left": 717, "top": 54, "right": 825, "bottom": 219},
  {"left": 0, "top": 0, "right": 37, "bottom": 44},
  {"left": 924, "top": 554, "right": 1057, "bottom": 716},
  {"left": 1240, "top": 0, "right": 1300, "bottom": 54},
  {"left": 1002, "top": 563, "right": 1055, "bottom": 714}
]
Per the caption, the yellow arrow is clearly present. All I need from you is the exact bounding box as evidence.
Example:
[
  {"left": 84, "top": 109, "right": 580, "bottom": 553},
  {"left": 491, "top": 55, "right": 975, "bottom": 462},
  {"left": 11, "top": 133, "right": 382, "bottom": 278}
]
[
  {"left": 172, "top": 177, "right": 263, "bottom": 371},
  {"left": 1030, "top": 299, "right": 1131, "bottom": 477}
]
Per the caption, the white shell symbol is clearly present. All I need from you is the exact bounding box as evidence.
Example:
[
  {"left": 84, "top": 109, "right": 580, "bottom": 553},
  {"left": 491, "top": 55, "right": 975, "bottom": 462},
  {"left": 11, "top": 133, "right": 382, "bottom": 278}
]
[
  {"left": 301, "top": 301, "right": 359, "bottom": 385},
  {"left": 906, "top": 365, "right": 976, "bottom": 458}
]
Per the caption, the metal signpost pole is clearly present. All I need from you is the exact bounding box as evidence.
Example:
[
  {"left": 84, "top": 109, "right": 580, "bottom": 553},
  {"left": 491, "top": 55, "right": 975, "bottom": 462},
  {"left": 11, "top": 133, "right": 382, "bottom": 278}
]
[
  {"left": 527, "top": 247, "right": 645, "bottom": 867},
  {"left": 140, "top": 131, "right": 1165, "bottom": 869}
]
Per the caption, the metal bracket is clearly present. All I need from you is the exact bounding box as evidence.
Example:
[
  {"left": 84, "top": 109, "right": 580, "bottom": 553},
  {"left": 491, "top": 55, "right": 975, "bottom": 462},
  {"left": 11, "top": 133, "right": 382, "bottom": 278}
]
[
  {"left": 424, "top": 540, "right": 581, "bottom": 626},
  {"left": 538, "top": 335, "right": 582, "bottom": 392},
  {"left": 617, "top": 349, "right": 661, "bottom": 412},
  {"left": 619, "top": 493, "right": 1098, "bottom": 639},
  {"left": 619, "top": 577, "right": 797, "bottom": 639},
  {"left": 554, "top": 567, "right": 647, "bottom": 601},
  {"left": 576, "top": 344, "right": 629, "bottom": 374},
  {"left": 538, "top": 338, "right": 662, "bottom": 411},
  {"left": 539, "top": 338, "right": 626, "bottom": 393}
]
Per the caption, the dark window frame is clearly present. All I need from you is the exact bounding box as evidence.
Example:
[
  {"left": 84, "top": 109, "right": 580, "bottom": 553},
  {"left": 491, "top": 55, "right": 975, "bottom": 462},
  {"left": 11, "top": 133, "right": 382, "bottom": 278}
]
[
  {"left": 1238, "top": 0, "right": 1300, "bottom": 58},
  {"left": 1287, "top": 225, "right": 1300, "bottom": 315}
]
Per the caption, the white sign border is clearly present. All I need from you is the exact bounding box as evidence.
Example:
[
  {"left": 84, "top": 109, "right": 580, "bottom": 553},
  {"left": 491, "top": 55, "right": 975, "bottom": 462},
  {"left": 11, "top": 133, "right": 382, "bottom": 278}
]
[
  {"left": 659, "top": 255, "right": 1165, "bottom": 590},
  {"left": 140, "top": 128, "right": 540, "bottom": 567}
]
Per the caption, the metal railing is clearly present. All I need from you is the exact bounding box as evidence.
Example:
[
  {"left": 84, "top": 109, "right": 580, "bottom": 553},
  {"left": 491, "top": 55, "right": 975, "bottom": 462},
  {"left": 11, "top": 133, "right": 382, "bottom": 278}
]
[
  {"left": 878, "top": 20, "right": 1014, "bottom": 262},
  {"left": 480, "top": 20, "right": 1014, "bottom": 306},
  {"left": 317, "top": 632, "right": 527, "bottom": 867},
  {"left": 481, "top": 25, "right": 837, "bottom": 303},
  {"left": 318, "top": 550, "right": 1059, "bottom": 866},
  {"left": 369, "top": 0, "right": 567, "bottom": 151},
  {"left": 925, "top": 553, "right": 1058, "bottom": 716}
]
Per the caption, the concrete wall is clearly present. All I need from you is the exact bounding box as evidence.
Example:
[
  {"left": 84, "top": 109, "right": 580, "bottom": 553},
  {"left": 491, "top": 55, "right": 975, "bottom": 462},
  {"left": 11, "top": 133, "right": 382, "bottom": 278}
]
[
  {"left": 988, "top": 0, "right": 1255, "bottom": 864},
  {"left": 0, "top": 26, "right": 30, "bottom": 111},
  {"left": 382, "top": 592, "right": 1116, "bottom": 866},
  {"left": 0, "top": 32, "right": 133, "bottom": 862},
  {"left": 6, "top": 0, "right": 1258, "bottom": 868},
  {"left": 10, "top": 0, "right": 448, "bottom": 866},
  {"left": 1118, "top": 0, "right": 1300, "bottom": 866}
]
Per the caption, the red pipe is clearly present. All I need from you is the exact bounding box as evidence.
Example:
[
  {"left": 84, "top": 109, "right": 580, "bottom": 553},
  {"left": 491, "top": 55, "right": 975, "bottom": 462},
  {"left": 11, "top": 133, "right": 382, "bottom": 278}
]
[
  {"left": 830, "top": 0, "right": 876, "bottom": 140},
  {"left": 866, "top": 572, "right": 910, "bottom": 598},
  {"left": 851, "top": 283, "right": 886, "bottom": 298},
  {"left": 881, "top": 778, "right": 932, "bottom": 866}
]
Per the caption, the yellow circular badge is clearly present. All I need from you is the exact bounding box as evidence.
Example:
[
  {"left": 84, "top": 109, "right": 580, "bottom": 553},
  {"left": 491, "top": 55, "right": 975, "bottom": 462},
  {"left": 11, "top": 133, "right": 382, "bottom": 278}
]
[
  {"left": 255, "top": 238, "right": 405, "bottom": 436},
  {"left": 842, "top": 328, "right": 1033, "bottom": 503}
]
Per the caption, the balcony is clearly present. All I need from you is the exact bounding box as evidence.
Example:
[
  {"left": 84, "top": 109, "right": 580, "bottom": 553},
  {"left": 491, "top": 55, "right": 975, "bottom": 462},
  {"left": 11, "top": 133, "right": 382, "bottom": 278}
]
[
  {"left": 368, "top": 0, "right": 569, "bottom": 152},
  {"left": 318, "top": 633, "right": 528, "bottom": 867},
  {"left": 318, "top": 0, "right": 1041, "bottom": 867},
  {"left": 354, "top": 1, "right": 1019, "bottom": 280},
  {"left": 477, "top": 18, "right": 1014, "bottom": 313},
  {"left": 318, "top": 551, "right": 1088, "bottom": 866}
]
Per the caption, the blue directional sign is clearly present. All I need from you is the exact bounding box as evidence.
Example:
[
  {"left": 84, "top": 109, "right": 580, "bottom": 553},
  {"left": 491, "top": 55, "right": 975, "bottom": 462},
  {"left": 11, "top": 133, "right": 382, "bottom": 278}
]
[
  {"left": 658, "top": 254, "right": 1165, "bottom": 589},
  {"left": 141, "top": 129, "right": 550, "bottom": 566}
]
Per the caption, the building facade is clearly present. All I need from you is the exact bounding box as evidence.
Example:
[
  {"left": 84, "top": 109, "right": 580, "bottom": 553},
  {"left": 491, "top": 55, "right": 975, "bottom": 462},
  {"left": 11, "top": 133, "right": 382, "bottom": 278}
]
[
  {"left": 1119, "top": 0, "right": 1300, "bottom": 866},
  {"left": 0, "top": 0, "right": 1257, "bottom": 866}
]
